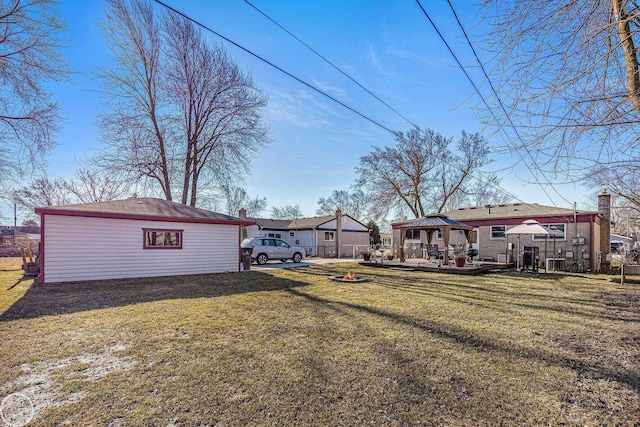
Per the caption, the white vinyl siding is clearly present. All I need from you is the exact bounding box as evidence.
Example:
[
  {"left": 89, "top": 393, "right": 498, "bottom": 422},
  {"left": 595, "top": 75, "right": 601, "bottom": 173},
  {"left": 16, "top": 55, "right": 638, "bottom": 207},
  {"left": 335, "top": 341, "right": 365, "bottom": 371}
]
[{"left": 43, "top": 215, "right": 239, "bottom": 283}]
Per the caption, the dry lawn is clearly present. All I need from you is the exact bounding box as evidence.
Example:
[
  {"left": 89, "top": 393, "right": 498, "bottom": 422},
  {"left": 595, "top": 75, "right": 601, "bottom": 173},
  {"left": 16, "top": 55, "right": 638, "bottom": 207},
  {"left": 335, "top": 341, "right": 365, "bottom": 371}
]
[{"left": 0, "top": 258, "right": 639, "bottom": 426}]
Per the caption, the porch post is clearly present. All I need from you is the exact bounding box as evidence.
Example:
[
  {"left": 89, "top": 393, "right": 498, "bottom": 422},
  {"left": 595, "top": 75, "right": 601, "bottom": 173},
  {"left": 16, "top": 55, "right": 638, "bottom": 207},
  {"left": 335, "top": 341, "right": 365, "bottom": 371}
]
[{"left": 443, "top": 226, "right": 450, "bottom": 265}]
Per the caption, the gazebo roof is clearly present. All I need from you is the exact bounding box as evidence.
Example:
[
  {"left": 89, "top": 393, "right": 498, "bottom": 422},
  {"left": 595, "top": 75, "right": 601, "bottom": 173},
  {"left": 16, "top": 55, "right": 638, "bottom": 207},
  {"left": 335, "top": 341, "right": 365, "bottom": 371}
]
[{"left": 398, "top": 213, "right": 473, "bottom": 230}]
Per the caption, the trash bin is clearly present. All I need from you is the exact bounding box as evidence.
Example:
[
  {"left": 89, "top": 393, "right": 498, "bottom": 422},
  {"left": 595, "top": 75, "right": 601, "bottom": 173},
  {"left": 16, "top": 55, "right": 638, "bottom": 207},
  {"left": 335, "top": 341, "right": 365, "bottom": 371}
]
[{"left": 241, "top": 247, "right": 253, "bottom": 271}]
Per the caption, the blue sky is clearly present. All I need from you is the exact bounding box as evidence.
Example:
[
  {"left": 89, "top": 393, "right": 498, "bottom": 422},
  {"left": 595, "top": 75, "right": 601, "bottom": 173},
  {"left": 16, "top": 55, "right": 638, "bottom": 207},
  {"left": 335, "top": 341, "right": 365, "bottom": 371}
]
[{"left": 30, "top": 0, "right": 592, "bottom": 221}]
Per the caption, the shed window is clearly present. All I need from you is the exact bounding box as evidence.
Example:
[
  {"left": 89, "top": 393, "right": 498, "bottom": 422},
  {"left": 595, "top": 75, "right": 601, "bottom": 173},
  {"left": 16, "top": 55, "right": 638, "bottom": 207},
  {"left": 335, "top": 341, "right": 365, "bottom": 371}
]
[
  {"left": 491, "top": 226, "right": 506, "bottom": 240},
  {"left": 144, "top": 229, "right": 183, "bottom": 249}
]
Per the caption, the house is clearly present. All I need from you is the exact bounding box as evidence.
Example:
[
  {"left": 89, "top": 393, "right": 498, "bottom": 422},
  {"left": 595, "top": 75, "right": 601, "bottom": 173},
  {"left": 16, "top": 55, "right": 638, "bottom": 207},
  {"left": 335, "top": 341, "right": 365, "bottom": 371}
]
[
  {"left": 1, "top": 225, "right": 41, "bottom": 247},
  {"left": 244, "top": 209, "right": 370, "bottom": 258},
  {"left": 36, "top": 198, "right": 254, "bottom": 284},
  {"left": 392, "top": 192, "right": 611, "bottom": 272}
]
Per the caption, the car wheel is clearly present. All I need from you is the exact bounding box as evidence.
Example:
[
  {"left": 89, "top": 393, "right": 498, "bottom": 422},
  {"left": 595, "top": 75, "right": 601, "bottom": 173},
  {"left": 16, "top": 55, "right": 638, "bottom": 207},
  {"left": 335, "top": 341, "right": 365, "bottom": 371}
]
[
  {"left": 256, "top": 253, "right": 268, "bottom": 265},
  {"left": 292, "top": 252, "right": 302, "bottom": 263}
]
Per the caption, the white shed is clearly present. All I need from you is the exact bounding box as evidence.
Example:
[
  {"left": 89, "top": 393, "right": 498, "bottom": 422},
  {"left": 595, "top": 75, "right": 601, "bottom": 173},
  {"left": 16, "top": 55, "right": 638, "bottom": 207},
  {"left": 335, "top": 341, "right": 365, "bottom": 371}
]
[{"left": 36, "top": 198, "right": 254, "bottom": 284}]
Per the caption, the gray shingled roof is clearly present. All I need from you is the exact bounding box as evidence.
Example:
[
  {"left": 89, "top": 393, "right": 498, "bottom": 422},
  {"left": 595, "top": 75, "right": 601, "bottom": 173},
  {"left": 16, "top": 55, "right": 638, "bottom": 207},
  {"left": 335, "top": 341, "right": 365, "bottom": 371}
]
[
  {"left": 249, "top": 214, "right": 364, "bottom": 230},
  {"left": 288, "top": 215, "right": 335, "bottom": 229},
  {"left": 442, "top": 203, "right": 597, "bottom": 222},
  {"left": 36, "top": 198, "right": 247, "bottom": 223},
  {"left": 248, "top": 218, "right": 292, "bottom": 229},
  {"left": 398, "top": 213, "right": 473, "bottom": 229}
]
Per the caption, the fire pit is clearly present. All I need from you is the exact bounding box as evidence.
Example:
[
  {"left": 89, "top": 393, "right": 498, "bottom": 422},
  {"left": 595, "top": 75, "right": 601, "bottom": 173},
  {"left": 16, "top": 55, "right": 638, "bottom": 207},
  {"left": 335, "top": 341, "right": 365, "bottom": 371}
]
[{"left": 328, "top": 270, "right": 370, "bottom": 283}]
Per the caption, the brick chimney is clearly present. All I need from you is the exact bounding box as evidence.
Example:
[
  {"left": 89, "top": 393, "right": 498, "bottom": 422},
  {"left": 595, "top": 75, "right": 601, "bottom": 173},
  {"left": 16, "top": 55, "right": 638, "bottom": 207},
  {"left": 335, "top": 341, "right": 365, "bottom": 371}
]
[
  {"left": 238, "top": 208, "right": 248, "bottom": 240},
  {"left": 598, "top": 190, "right": 611, "bottom": 272}
]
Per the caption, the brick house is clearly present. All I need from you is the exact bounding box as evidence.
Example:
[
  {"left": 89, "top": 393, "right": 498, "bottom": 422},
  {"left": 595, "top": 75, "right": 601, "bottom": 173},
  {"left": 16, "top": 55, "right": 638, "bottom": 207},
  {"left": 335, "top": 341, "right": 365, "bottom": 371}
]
[{"left": 392, "top": 194, "right": 610, "bottom": 272}]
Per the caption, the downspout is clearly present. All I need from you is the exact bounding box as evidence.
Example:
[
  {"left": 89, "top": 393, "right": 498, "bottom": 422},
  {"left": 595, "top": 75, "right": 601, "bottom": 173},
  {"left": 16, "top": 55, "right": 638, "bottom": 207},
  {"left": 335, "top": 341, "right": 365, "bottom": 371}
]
[
  {"left": 336, "top": 208, "right": 342, "bottom": 259},
  {"left": 39, "top": 212, "right": 45, "bottom": 284},
  {"left": 238, "top": 225, "right": 242, "bottom": 272},
  {"left": 589, "top": 215, "right": 595, "bottom": 272}
]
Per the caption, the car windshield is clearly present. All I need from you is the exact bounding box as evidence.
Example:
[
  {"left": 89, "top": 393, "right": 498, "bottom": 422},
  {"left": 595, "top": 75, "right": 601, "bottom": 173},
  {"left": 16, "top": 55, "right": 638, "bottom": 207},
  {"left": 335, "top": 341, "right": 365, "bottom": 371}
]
[{"left": 240, "top": 239, "right": 252, "bottom": 248}]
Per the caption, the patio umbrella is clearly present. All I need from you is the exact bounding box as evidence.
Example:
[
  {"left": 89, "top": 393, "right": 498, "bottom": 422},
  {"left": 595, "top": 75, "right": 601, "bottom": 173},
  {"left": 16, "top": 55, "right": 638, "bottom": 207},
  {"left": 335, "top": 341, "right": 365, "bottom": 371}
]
[{"left": 505, "top": 220, "right": 561, "bottom": 271}]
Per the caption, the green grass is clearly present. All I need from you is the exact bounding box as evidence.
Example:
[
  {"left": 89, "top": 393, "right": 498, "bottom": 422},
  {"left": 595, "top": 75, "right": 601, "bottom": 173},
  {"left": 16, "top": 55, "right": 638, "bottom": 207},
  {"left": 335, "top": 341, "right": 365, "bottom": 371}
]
[{"left": 0, "top": 259, "right": 638, "bottom": 426}]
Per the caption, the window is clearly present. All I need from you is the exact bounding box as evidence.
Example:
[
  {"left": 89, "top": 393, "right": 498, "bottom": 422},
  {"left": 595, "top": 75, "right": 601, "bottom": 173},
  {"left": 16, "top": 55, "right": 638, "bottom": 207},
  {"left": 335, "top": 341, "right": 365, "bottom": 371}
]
[
  {"left": 491, "top": 226, "right": 506, "bottom": 240},
  {"left": 405, "top": 229, "right": 420, "bottom": 240},
  {"left": 324, "top": 232, "right": 335, "bottom": 241},
  {"left": 268, "top": 233, "right": 282, "bottom": 238},
  {"left": 144, "top": 229, "right": 183, "bottom": 249},
  {"left": 275, "top": 239, "right": 289, "bottom": 248},
  {"left": 533, "top": 224, "right": 566, "bottom": 241}
]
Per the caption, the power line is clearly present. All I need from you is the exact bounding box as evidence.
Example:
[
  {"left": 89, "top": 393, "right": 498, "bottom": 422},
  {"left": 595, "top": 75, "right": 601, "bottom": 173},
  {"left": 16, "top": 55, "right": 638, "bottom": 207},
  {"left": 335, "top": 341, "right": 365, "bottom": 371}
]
[
  {"left": 152, "top": 0, "right": 398, "bottom": 136},
  {"left": 153, "top": 0, "right": 571, "bottom": 218},
  {"left": 240, "top": 0, "right": 529, "bottom": 207},
  {"left": 243, "top": 0, "right": 420, "bottom": 130},
  {"left": 414, "top": 0, "right": 564, "bottom": 208},
  {"left": 437, "top": 0, "right": 576, "bottom": 208}
]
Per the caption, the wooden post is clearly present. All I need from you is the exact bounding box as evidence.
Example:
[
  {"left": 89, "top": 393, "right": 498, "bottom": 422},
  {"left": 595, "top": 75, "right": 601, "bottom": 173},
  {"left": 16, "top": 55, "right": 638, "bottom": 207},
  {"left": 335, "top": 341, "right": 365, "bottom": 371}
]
[{"left": 621, "top": 263, "right": 625, "bottom": 286}]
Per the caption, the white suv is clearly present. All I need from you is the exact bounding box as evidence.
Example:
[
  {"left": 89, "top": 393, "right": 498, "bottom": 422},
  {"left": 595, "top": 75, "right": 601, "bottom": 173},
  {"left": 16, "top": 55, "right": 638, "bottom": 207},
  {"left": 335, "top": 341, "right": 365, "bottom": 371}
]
[{"left": 241, "top": 237, "right": 305, "bottom": 265}]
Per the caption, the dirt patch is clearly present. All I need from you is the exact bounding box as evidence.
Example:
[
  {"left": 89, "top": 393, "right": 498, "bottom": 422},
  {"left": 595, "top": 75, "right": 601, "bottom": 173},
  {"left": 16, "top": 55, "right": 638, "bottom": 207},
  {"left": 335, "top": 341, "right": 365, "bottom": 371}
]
[{"left": 1, "top": 344, "right": 135, "bottom": 424}]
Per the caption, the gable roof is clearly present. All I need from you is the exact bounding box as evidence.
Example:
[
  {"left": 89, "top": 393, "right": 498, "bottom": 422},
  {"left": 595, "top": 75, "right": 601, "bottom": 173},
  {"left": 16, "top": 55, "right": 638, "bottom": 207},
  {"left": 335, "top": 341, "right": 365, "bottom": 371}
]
[
  {"left": 248, "top": 218, "right": 292, "bottom": 229},
  {"left": 249, "top": 214, "right": 367, "bottom": 230},
  {"left": 35, "top": 198, "right": 254, "bottom": 225},
  {"left": 289, "top": 215, "right": 336, "bottom": 229}
]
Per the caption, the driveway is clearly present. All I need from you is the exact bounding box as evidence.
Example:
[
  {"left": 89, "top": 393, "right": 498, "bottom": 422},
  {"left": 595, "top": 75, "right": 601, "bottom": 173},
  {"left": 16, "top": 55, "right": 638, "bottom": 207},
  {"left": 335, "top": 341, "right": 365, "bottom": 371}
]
[{"left": 249, "top": 257, "right": 358, "bottom": 270}]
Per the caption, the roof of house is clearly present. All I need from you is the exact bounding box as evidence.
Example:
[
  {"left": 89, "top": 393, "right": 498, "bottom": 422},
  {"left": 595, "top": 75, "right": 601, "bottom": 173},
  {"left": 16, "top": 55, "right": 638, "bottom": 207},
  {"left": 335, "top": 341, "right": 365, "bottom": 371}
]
[
  {"left": 392, "top": 203, "right": 601, "bottom": 228},
  {"left": 289, "top": 215, "right": 336, "bottom": 229},
  {"left": 248, "top": 218, "right": 292, "bottom": 229},
  {"left": 443, "top": 203, "right": 598, "bottom": 222},
  {"left": 35, "top": 198, "right": 253, "bottom": 225},
  {"left": 248, "top": 214, "right": 366, "bottom": 230}
]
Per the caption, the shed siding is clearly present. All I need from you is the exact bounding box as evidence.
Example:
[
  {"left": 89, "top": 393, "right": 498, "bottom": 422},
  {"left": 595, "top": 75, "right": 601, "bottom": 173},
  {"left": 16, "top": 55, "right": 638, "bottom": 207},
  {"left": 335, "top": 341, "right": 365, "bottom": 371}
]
[{"left": 43, "top": 215, "right": 239, "bottom": 283}]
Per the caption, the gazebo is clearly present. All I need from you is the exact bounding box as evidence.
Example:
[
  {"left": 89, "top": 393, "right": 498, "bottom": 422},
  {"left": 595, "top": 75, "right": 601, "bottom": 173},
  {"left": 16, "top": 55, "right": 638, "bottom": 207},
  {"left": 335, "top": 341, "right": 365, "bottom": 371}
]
[{"left": 397, "top": 214, "right": 474, "bottom": 264}]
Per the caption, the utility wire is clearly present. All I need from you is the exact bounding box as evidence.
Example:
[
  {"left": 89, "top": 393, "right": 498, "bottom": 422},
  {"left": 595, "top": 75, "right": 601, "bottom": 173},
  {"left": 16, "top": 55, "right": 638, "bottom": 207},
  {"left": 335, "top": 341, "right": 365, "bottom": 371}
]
[
  {"left": 153, "top": 0, "right": 569, "bottom": 218},
  {"left": 153, "top": 0, "right": 398, "bottom": 136},
  {"left": 414, "top": 0, "right": 561, "bottom": 207},
  {"left": 444, "top": 0, "right": 574, "bottom": 207},
  {"left": 241, "top": 0, "right": 527, "bottom": 206},
  {"left": 243, "top": 0, "right": 420, "bottom": 130}
]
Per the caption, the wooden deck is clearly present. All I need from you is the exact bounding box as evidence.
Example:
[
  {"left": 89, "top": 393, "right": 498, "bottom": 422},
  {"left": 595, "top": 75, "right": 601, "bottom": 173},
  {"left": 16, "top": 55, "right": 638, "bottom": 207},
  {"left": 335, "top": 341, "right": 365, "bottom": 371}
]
[{"left": 359, "top": 259, "right": 513, "bottom": 275}]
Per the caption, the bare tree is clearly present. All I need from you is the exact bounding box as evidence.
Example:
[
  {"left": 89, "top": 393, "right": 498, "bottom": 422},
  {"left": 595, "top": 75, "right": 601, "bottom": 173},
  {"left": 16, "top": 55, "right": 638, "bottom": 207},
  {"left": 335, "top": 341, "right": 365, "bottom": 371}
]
[
  {"left": 97, "top": 0, "right": 269, "bottom": 206},
  {"left": 0, "top": 0, "right": 69, "bottom": 183},
  {"left": 481, "top": 0, "right": 640, "bottom": 175},
  {"left": 221, "top": 184, "right": 266, "bottom": 217},
  {"left": 466, "top": 173, "right": 512, "bottom": 208},
  {"left": 97, "top": 0, "right": 173, "bottom": 200},
  {"left": 355, "top": 127, "right": 492, "bottom": 219},
  {"left": 589, "top": 163, "right": 640, "bottom": 210},
  {"left": 64, "top": 169, "right": 129, "bottom": 203},
  {"left": 271, "top": 205, "right": 303, "bottom": 220},
  {"left": 163, "top": 13, "right": 269, "bottom": 206},
  {"left": 13, "top": 176, "right": 73, "bottom": 220},
  {"left": 316, "top": 189, "right": 371, "bottom": 222}
]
